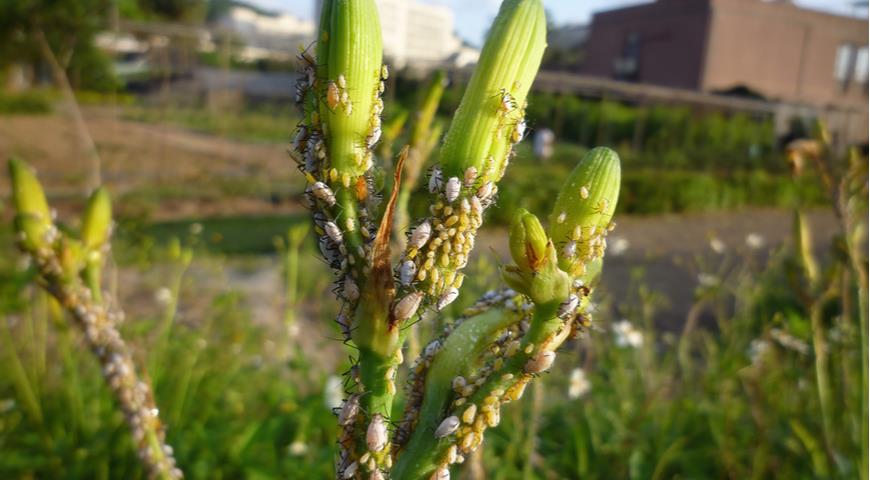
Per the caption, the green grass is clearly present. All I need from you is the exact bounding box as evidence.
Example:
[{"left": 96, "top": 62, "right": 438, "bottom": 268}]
[{"left": 122, "top": 105, "right": 299, "bottom": 143}]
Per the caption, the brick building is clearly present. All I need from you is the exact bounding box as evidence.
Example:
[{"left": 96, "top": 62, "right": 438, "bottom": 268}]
[{"left": 581, "top": 0, "right": 868, "bottom": 112}]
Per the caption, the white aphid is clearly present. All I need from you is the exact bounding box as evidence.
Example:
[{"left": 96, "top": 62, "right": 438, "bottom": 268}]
[
  {"left": 434, "top": 415, "right": 461, "bottom": 438},
  {"left": 464, "top": 167, "right": 478, "bottom": 187},
  {"left": 557, "top": 294, "right": 579, "bottom": 318},
  {"left": 367, "top": 126, "right": 382, "bottom": 148},
  {"left": 399, "top": 260, "right": 417, "bottom": 286},
  {"left": 477, "top": 182, "right": 493, "bottom": 200},
  {"left": 324, "top": 221, "right": 343, "bottom": 244},
  {"left": 524, "top": 350, "right": 556, "bottom": 374},
  {"left": 366, "top": 414, "right": 388, "bottom": 452},
  {"left": 408, "top": 221, "right": 432, "bottom": 249},
  {"left": 310, "top": 181, "right": 336, "bottom": 206},
  {"left": 429, "top": 167, "right": 443, "bottom": 193},
  {"left": 562, "top": 241, "right": 577, "bottom": 258},
  {"left": 381, "top": 65, "right": 390, "bottom": 80},
  {"left": 337, "top": 74, "right": 347, "bottom": 89},
  {"left": 445, "top": 177, "right": 461, "bottom": 203},
  {"left": 393, "top": 292, "right": 424, "bottom": 322},
  {"left": 423, "top": 339, "right": 441, "bottom": 357},
  {"left": 370, "top": 469, "right": 385, "bottom": 480},
  {"left": 338, "top": 395, "right": 360, "bottom": 425},
  {"left": 579, "top": 185, "right": 590, "bottom": 199},
  {"left": 557, "top": 211, "right": 567, "bottom": 224},
  {"left": 430, "top": 466, "right": 450, "bottom": 480},
  {"left": 436, "top": 287, "right": 460, "bottom": 311},
  {"left": 341, "top": 461, "right": 358, "bottom": 479}
]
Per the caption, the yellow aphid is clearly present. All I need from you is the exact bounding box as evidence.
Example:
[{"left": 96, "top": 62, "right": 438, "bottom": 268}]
[
  {"left": 462, "top": 404, "right": 477, "bottom": 424},
  {"left": 326, "top": 82, "right": 340, "bottom": 109}
]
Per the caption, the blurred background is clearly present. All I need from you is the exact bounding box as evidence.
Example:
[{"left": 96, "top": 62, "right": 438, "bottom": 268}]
[{"left": 0, "top": 0, "right": 867, "bottom": 478}]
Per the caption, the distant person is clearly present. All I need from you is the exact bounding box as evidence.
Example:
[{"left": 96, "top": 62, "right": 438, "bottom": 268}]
[{"left": 534, "top": 127, "right": 554, "bottom": 161}]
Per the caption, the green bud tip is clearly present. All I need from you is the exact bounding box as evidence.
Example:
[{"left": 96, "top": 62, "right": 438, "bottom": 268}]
[
  {"left": 439, "top": 0, "right": 547, "bottom": 180},
  {"left": 8, "top": 158, "right": 53, "bottom": 250},
  {"left": 509, "top": 208, "right": 549, "bottom": 273},
  {"left": 81, "top": 187, "right": 112, "bottom": 251},
  {"left": 317, "top": 0, "right": 384, "bottom": 177},
  {"left": 549, "top": 147, "right": 621, "bottom": 277}
]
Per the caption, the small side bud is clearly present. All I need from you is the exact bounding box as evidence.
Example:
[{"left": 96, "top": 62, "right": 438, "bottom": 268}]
[
  {"left": 509, "top": 209, "right": 548, "bottom": 273},
  {"left": 81, "top": 187, "right": 112, "bottom": 251},
  {"left": 9, "top": 159, "right": 52, "bottom": 250}
]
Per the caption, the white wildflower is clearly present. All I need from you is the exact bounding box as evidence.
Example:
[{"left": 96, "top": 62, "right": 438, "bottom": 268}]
[
  {"left": 748, "top": 338, "right": 770, "bottom": 365},
  {"left": 745, "top": 233, "right": 765, "bottom": 250},
  {"left": 709, "top": 237, "right": 726, "bottom": 254},
  {"left": 608, "top": 236, "right": 629, "bottom": 256},
  {"left": 189, "top": 222, "right": 203, "bottom": 235},
  {"left": 770, "top": 328, "right": 809, "bottom": 355},
  {"left": 568, "top": 368, "right": 591, "bottom": 399},
  {"left": 288, "top": 440, "right": 308, "bottom": 456},
  {"left": 155, "top": 287, "right": 173, "bottom": 306},
  {"left": 613, "top": 320, "right": 643, "bottom": 348}
]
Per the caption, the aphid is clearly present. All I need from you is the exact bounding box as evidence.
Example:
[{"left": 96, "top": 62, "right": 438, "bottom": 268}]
[
  {"left": 556, "top": 211, "right": 567, "bottom": 224},
  {"left": 461, "top": 404, "right": 477, "bottom": 424},
  {"left": 399, "top": 260, "right": 417, "bottom": 286},
  {"left": 370, "top": 469, "right": 385, "bottom": 480},
  {"left": 428, "top": 169, "right": 443, "bottom": 195},
  {"left": 338, "top": 395, "right": 360, "bottom": 425},
  {"left": 294, "top": 77, "right": 308, "bottom": 105},
  {"left": 343, "top": 276, "right": 360, "bottom": 302},
  {"left": 430, "top": 467, "right": 450, "bottom": 480},
  {"left": 452, "top": 376, "right": 466, "bottom": 391},
  {"left": 341, "top": 461, "right": 358, "bottom": 479},
  {"left": 464, "top": 167, "right": 478, "bottom": 187},
  {"left": 445, "top": 177, "right": 461, "bottom": 203},
  {"left": 477, "top": 182, "right": 493, "bottom": 200},
  {"left": 366, "top": 414, "right": 388, "bottom": 452},
  {"left": 510, "top": 120, "right": 526, "bottom": 143},
  {"left": 408, "top": 221, "right": 432, "bottom": 249},
  {"left": 324, "top": 221, "right": 343, "bottom": 244},
  {"left": 558, "top": 294, "right": 579, "bottom": 318},
  {"left": 484, "top": 407, "right": 500, "bottom": 427},
  {"left": 292, "top": 126, "right": 308, "bottom": 153},
  {"left": 367, "top": 125, "right": 382, "bottom": 148},
  {"left": 437, "top": 287, "right": 459, "bottom": 311},
  {"left": 381, "top": 64, "right": 390, "bottom": 80},
  {"left": 579, "top": 185, "right": 590, "bottom": 199},
  {"left": 434, "top": 415, "right": 460, "bottom": 438},
  {"left": 378, "top": 81, "right": 385, "bottom": 94},
  {"left": 524, "top": 350, "right": 556, "bottom": 374},
  {"left": 423, "top": 339, "right": 441, "bottom": 357},
  {"left": 310, "top": 181, "right": 336, "bottom": 206},
  {"left": 337, "top": 74, "right": 347, "bottom": 90},
  {"left": 562, "top": 240, "right": 577, "bottom": 258},
  {"left": 326, "top": 82, "right": 340, "bottom": 110},
  {"left": 393, "top": 292, "right": 424, "bottom": 322},
  {"left": 498, "top": 88, "right": 516, "bottom": 112}
]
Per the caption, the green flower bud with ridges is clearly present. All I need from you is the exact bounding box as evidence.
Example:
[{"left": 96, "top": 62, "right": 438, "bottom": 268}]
[
  {"left": 509, "top": 208, "right": 548, "bottom": 273},
  {"left": 317, "top": 0, "right": 383, "bottom": 178},
  {"left": 9, "top": 159, "right": 53, "bottom": 250},
  {"left": 549, "top": 147, "right": 621, "bottom": 278},
  {"left": 439, "top": 0, "right": 546, "bottom": 180},
  {"left": 81, "top": 187, "right": 112, "bottom": 251}
]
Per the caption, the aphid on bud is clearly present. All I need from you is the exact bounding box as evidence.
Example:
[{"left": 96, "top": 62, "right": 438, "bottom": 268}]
[
  {"left": 294, "top": 78, "right": 307, "bottom": 105},
  {"left": 430, "top": 467, "right": 450, "bottom": 480},
  {"left": 326, "top": 82, "right": 340, "bottom": 110},
  {"left": 579, "top": 185, "right": 590, "bottom": 199},
  {"left": 367, "top": 126, "right": 382, "bottom": 149},
  {"left": 408, "top": 221, "right": 432, "bottom": 249},
  {"left": 310, "top": 181, "right": 336, "bottom": 206},
  {"left": 557, "top": 211, "right": 567, "bottom": 224},
  {"left": 292, "top": 126, "right": 308, "bottom": 153},
  {"left": 399, "top": 260, "right": 417, "bottom": 286},
  {"left": 343, "top": 276, "right": 360, "bottom": 302},
  {"left": 562, "top": 240, "right": 577, "bottom": 258},
  {"left": 366, "top": 414, "right": 388, "bottom": 452},
  {"left": 337, "top": 74, "right": 347, "bottom": 89},
  {"left": 338, "top": 395, "right": 360, "bottom": 425},
  {"left": 393, "top": 292, "right": 424, "bottom": 322},
  {"left": 381, "top": 64, "right": 390, "bottom": 80},
  {"left": 423, "top": 339, "right": 441, "bottom": 357},
  {"left": 477, "top": 182, "right": 493, "bottom": 200},
  {"left": 324, "top": 221, "right": 343, "bottom": 244},
  {"left": 452, "top": 376, "right": 466, "bottom": 391},
  {"left": 428, "top": 167, "right": 444, "bottom": 193},
  {"left": 445, "top": 177, "right": 461, "bottom": 203},
  {"left": 524, "top": 350, "right": 556, "bottom": 374},
  {"left": 437, "top": 287, "right": 459, "bottom": 311},
  {"left": 464, "top": 167, "right": 478, "bottom": 187},
  {"left": 498, "top": 88, "right": 516, "bottom": 112},
  {"left": 510, "top": 120, "right": 526, "bottom": 143},
  {"left": 434, "top": 415, "right": 460, "bottom": 438},
  {"left": 461, "top": 404, "right": 477, "bottom": 424},
  {"left": 558, "top": 294, "right": 579, "bottom": 318},
  {"left": 370, "top": 470, "right": 385, "bottom": 480}
]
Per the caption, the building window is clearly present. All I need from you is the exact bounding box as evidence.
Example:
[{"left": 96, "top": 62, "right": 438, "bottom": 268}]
[
  {"left": 834, "top": 43, "right": 855, "bottom": 90},
  {"left": 854, "top": 46, "right": 868, "bottom": 87},
  {"left": 613, "top": 32, "right": 640, "bottom": 81}
]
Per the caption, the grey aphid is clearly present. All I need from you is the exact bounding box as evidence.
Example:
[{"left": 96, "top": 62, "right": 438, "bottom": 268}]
[
  {"left": 434, "top": 415, "right": 461, "bottom": 438},
  {"left": 558, "top": 294, "right": 579, "bottom": 318},
  {"left": 445, "top": 177, "right": 461, "bottom": 203}
]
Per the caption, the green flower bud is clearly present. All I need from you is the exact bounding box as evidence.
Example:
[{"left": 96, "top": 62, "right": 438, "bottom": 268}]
[
  {"left": 317, "top": 0, "right": 384, "bottom": 178},
  {"left": 549, "top": 147, "right": 621, "bottom": 278},
  {"left": 509, "top": 208, "right": 548, "bottom": 273},
  {"left": 793, "top": 210, "right": 819, "bottom": 284},
  {"left": 8, "top": 159, "right": 52, "bottom": 250},
  {"left": 57, "top": 236, "right": 85, "bottom": 282},
  {"left": 439, "top": 0, "right": 547, "bottom": 180},
  {"left": 81, "top": 187, "right": 112, "bottom": 252}
]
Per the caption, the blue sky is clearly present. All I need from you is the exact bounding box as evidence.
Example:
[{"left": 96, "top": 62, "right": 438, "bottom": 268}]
[{"left": 249, "top": 0, "right": 867, "bottom": 47}]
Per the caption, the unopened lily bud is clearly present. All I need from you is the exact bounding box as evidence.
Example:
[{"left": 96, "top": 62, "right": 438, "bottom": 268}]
[
  {"left": 549, "top": 147, "right": 621, "bottom": 278},
  {"left": 509, "top": 208, "right": 548, "bottom": 273},
  {"left": 81, "top": 187, "right": 112, "bottom": 252},
  {"left": 317, "top": 0, "right": 384, "bottom": 177},
  {"left": 57, "top": 237, "right": 85, "bottom": 281},
  {"left": 439, "top": 0, "right": 546, "bottom": 181},
  {"left": 9, "top": 159, "right": 52, "bottom": 249}
]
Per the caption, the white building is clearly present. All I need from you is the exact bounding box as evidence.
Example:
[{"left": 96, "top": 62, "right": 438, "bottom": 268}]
[
  {"left": 218, "top": 4, "right": 316, "bottom": 61},
  {"left": 315, "top": 0, "right": 478, "bottom": 69}
]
